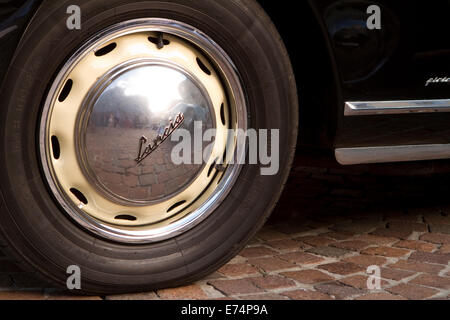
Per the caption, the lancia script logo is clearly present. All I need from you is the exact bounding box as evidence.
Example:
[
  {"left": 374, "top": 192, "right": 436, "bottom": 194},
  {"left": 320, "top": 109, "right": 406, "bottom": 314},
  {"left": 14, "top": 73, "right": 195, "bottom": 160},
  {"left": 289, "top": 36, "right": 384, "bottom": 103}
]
[{"left": 135, "top": 112, "right": 185, "bottom": 164}]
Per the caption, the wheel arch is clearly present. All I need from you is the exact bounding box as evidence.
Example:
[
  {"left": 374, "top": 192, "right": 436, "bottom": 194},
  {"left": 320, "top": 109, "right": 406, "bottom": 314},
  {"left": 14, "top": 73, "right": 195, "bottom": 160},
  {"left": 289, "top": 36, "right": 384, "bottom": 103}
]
[{"left": 258, "top": 0, "right": 343, "bottom": 149}]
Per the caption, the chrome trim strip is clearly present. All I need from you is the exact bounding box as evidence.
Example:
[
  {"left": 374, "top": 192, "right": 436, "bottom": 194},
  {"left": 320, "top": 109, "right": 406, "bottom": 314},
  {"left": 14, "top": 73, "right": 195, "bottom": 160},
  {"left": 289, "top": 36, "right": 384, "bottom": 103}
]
[
  {"left": 345, "top": 99, "right": 450, "bottom": 116},
  {"left": 335, "top": 144, "right": 450, "bottom": 165}
]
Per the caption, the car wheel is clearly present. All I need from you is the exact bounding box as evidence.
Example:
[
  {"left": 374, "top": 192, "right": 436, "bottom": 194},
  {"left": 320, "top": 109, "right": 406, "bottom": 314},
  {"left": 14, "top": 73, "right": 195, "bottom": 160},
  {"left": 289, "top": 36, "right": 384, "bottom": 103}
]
[{"left": 0, "top": 0, "right": 297, "bottom": 294}]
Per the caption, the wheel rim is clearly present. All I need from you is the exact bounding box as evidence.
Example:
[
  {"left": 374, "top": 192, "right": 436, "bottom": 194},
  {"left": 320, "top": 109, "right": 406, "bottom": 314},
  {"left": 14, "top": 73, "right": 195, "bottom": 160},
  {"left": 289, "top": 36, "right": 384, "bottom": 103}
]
[{"left": 39, "top": 19, "right": 247, "bottom": 243}]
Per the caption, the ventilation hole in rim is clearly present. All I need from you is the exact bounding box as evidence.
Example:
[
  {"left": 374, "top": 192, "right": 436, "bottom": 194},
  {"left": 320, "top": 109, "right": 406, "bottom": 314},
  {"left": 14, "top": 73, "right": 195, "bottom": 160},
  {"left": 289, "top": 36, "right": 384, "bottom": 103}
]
[
  {"left": 220, "top": 103, "right": 226, "bottom": 126},
  {"left": 208, "top": 159, "right": 218, "bottom": 178},
  {"left": 51, "top": 136, "right": 60, "bottom": 159},
  {"left": 167, "top": 200, "right": 187, "bottom": 213},
  {"left": 214, "top": 150, "right": 227, "bottom": 186},
  {"left": 196, "top": 57, "right": 211, "bottom": 75},
  {"left": 115, "top": 215, "right": 137, "bottom": 221},
  {"left": 70, "top": 188, "right": 88, "bottom": 205},
  {"left": 222, "top": 148, "right": 228, "bottom": 164},
  {"left": 94, "top": 42, "right": 117, "bottom": 56},
  {"left": 148, "top": 36, "right": 170, "bottom": 48},
  {"left": 58, "top": 79, "right": 73, "bottom": 102}
]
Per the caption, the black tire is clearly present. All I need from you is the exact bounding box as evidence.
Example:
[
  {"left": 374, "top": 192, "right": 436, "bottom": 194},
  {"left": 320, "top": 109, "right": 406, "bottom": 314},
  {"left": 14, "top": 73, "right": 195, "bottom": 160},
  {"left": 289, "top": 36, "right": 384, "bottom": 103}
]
[{"left": 0, "top": 0, "right": 298, "bottom": 294}]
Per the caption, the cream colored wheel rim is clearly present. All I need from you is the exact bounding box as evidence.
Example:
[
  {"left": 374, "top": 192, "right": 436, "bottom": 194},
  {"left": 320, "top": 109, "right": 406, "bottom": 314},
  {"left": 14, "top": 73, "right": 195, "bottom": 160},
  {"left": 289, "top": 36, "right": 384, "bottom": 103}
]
[{"left": 39, "top": 19, "right": 247, "bottom": 243}]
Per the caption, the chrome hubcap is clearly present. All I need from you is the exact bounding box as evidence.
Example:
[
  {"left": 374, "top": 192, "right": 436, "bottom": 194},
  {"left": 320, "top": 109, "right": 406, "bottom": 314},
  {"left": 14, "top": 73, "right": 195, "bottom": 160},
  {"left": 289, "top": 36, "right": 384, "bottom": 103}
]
[
  {"left": 39, "top": 19, "right": 247, "bottom": 243},
  {"left": 80, "top": 62, "right": 215, "bottom": 205}
]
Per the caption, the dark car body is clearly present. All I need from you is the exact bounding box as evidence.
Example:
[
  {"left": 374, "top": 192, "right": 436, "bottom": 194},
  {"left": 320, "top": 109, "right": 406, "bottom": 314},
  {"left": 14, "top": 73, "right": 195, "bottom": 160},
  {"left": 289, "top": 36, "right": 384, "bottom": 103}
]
[{"left": 1, "top": 0, "right": 450, "bottom": 161}]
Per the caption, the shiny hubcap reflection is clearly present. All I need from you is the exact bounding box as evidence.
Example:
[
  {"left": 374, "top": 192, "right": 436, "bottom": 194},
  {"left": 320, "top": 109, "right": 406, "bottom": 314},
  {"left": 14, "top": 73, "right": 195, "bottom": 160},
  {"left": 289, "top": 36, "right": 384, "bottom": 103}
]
[
  {"left": 39, "top": 19, "right": 247, "bottom": 243},
  {"left": 81, "top": 63, "right": 215, "bottom": 204}
]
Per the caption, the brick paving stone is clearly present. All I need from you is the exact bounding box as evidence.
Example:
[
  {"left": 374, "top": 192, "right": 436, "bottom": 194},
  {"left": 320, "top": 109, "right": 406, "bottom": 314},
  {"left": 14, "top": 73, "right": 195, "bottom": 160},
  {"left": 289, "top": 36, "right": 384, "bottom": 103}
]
[
  {"left": 105, "top": 292, "right": 158, "bottom": 300},
  {"left": 295, "top": 236, "right": 335, "bottom": 247},
  {"left": 247, "top": 238, "right": 263, "bottom": 246},
  {"left": 387, "top": 221, "right": 428, "bottom": 233},
  {"left": 393, "top": 240, "right": 436, "bottom": 252},
  {"left": 385, "top": 211, "right": 421, "bottom": 223},
  {"left": 307, "top": 246, "right": 350, "bottom": 258},
  {"left": 208, "top": 279, "right": 264, "bottom": 296},
  {"left": 314, "top": 282, "right": 363, "bottom": 299},
  {"left": 339, "top": 275, "right": 389, "bottom": 290},
  {"left": 388, "top": 260, "right": 444, "bottom": 274},
  {"left": 256, "top": 229, "right": 290, "bottom": 241},
  {"left": 349, "top": 210, "right": 384, "bottom": 220},
  {"left": 228, "top": 256, "right": 247, "bottom": 265},
  {"left": 315, "top": 215, "right": 353, "bottom": 225},
  {"left": 217, "top": 264, "right": 260, "bottom": 278},
  {"left": 46, "top": 294, "right": 103, "bottom": 300},
  {"left": 355, "top": 293, "right": 407, "bottom": 300},
  {"left": 203, "top": 272, "right": 225, "bottom": 281},
  {"left": 408, "top": 251, "right": 450, "bottom": 265},
  {"left": 330, "top": 241, "right": 369, "bottom": 251},
  {"left": 278, "top": 252, "right": 324, "bottom": 265},
  {"left": 320, "top": 210, "right": 356, "bottom": 220},
  {"left": 239, "top": 247, "right": 278, "bottom": 258},
  {"left": 322, "top": 231, "right": 355, "bottom": 240},
  {"left": 429, "top": 224, "right": 450, "bottom": 235},
  {"left": 361, "top": 246, "right": 410, "bottom": 258},
  {"left": 343, "top": 255, "right": 387, "bottom": 268},
  {"left": 409, "top": 274, "right": 450, "bottom": 290},
  {"left": 281, "top": 270, "right": 334, "bottom": 284},
  {"left": 239, "top": 294, "right": 289, "bottom": 300},
  {"left": 318, "top": 262, "right": 365, "bottom": 276},
  {"left": 438, "top": 244, "right": 450, "bottom": 254},
  {"left": 420, "top": 233, "right": 450, "bottom": 245},
  {"left": 408, "top": 207, "right": 440, "bottom": 216},
  {"left": 281, "top": 290, "right": 334, "bottom": 300},
  {"left": 387, "top": 283, "right": 439, "bottom": 300},
  {"left": 380, "top": 268, "right": 415, "bottom": 281},
  {"left": 157, "top": 285, "right": 208, "bottom": 300},
  {"left": 371, "top": 227, "right": 413, "bottom": 240},
  {"left": 423, "top": 213, "right": 450, "bottom": 225},
  {"left": 352, "top": 234, "right": 397, "bottom": 246},
  {"left": 267, "top": 239, "right": 309, "bottom": 251},
  {"left": 437, "top": 205, "right": 450, "bottom": 215},
  {"left": 302, "top": 219, "right": 333, "bottom": 229},
  {"left": 332, "top": 221, "right": 379, "bottom": 234},
  {"left": 0, "top": 291, "right": 45, "bottom": 300},
  {"left": 247, "top": 257, "right": 296, "bottom": 272},
  {"left": 249, "top": 276, "right": 296, "bottom": 290},
  {"left": 271, "top": 223, "right": 311, "bottom": 235}
]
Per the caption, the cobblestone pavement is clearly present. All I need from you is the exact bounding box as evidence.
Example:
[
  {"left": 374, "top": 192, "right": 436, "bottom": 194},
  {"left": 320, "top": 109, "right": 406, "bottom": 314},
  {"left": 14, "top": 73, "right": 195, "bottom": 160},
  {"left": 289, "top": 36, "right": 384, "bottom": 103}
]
[{"left": 1, "top": 153, "right": 450, "bottom": 300}]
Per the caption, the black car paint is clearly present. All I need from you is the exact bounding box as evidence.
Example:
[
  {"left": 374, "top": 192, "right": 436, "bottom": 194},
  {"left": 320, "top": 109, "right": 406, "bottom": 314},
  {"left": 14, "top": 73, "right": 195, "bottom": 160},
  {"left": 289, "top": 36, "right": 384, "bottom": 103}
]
[
  {"left": 1, "top": 0, "right": 449, "bottom": 151},
  {"left": 259, "top": 0, "right": 450, "bottom": 149},
  {"left": 309, "top": 0, "right": 450, "bottom": 148}
]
